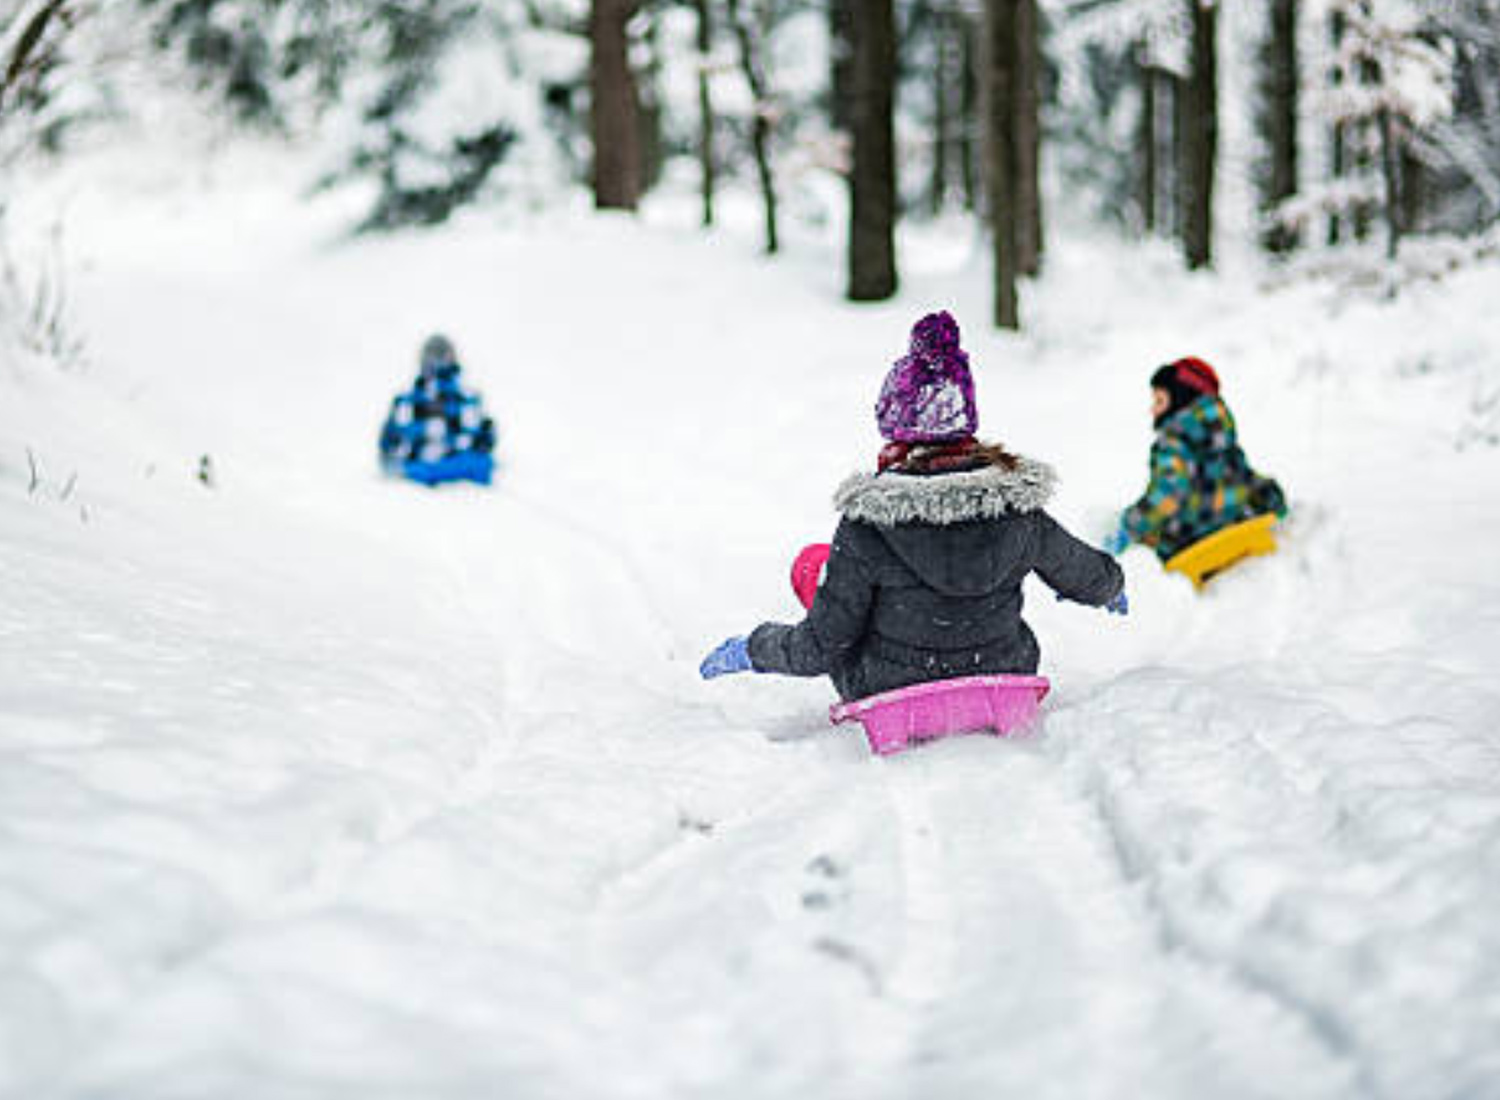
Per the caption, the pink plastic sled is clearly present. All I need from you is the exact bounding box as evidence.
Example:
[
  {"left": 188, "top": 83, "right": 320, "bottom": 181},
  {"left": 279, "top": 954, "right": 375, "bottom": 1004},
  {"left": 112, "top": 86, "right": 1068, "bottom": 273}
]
[{"left": 830, "top": 675, "right": 1051, "bottom": 755}]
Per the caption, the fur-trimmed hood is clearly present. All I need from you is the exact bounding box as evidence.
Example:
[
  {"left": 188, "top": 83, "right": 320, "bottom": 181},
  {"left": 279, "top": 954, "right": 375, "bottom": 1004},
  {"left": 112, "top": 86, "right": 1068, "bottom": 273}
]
[{"left": 834, "top": 454, "right": 1058, "bottom": 528}]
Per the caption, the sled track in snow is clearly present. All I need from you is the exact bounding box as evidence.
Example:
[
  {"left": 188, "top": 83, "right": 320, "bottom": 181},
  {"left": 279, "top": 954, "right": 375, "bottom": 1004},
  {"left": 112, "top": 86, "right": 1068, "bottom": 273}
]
[{"left": 848, "top": 734, "right": 1361, "bottom": 1097}]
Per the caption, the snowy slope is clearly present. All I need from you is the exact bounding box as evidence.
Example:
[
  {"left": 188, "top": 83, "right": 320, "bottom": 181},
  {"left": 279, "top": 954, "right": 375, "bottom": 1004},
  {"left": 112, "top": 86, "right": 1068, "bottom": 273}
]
[{"left": 3, "top": 142, "right": 1500, "bottom": 1099}]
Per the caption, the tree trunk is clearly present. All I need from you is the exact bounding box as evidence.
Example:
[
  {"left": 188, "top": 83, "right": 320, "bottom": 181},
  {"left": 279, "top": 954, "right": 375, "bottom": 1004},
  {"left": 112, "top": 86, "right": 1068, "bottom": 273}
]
[
  {"left": 1014, "top": 0, "right": 1042, "bottom": 276},
  {"left": 638, "top": 10, "right": 665, "bottom": 195},
  {"left": 848, "top": 0, "right": 898, "bottom": 300},
  {"left": 959, "top": 10, "right": 980, "bottom": 211},
  {"left": 830, "top": 0, "right": 856, "bottom": 133},
  {"left": 1168, "top": 71, "right": 1183, "bottom": 238},
  {"left": 1260, "top": 0, "right": 1299, "bottom": 253},
  {"left": 1327, "top": 7, "right": 1346, "bottom": 245},
  {"left": 984, "top": 0, "right": 1020, "bottom": 329},
  {"left": 1400, "top": 144, "right": 1424, "bottom": 236},
  {"left": 590, "top": 0, "right": 643, "bottom": 211},
  {"left": 1377, "top": 106, "right": 1403, "bottom": 259},
  {"left": 727, "top": 0, "right": 779, "bottom": 254},
  {"left": 931, "top": 4, "right": 953, "bottom": 216},
  {"left": 1179, "top": 0, "right": 1217, "bottom": 270},
  {"left": 694, "top": 0, "right": 716, "bottom": 228},
  {"left": 1140, "top": 58, "right": 1158, "bottom": 233}
]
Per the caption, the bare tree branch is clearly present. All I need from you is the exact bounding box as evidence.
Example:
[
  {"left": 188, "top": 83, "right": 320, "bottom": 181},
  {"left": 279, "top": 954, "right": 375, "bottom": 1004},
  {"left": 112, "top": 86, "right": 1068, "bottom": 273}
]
[{"left": 2, "top": 0, "right": 71, "bottom": 115}]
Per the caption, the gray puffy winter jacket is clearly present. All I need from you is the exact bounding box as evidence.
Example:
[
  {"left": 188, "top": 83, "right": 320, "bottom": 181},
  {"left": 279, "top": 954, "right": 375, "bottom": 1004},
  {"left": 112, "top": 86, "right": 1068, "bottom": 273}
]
[{"left": 747, "top": 454, "right": 1123, "bottom": 702}]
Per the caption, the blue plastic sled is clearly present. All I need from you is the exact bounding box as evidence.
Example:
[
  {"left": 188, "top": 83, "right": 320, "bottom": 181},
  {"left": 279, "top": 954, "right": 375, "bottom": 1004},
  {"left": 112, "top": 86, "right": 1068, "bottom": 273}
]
[{"left": 399, "top": 452, "right": 495, "bottom": 487}]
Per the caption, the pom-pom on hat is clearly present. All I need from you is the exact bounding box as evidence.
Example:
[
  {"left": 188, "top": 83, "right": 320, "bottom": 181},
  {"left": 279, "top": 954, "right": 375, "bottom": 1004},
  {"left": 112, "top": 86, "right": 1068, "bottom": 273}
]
[{"left": 875, "top": 311, "right": 979, "bottom": 444}]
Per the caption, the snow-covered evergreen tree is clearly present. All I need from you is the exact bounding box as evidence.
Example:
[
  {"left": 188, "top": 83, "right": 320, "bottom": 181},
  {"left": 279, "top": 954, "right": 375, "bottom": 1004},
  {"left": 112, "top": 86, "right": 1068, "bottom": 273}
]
[
  {"left": 1289, "top": 0, "right": 1452, "bottom": 255},
  {"left": 1, "top": 0, "right": 89, "bottom": 160},
  {"left": 2, "top": 1, "right": 98, "bottom": 372},
  {"left": 1420, "top": 0, "right": 1500, "bottom": 232},
  {"left": 139, "top": 0, "right": 548, "bottom": 229},
  {"left": 1047, "top": 0, "right": 1189, "bottom": 232}
]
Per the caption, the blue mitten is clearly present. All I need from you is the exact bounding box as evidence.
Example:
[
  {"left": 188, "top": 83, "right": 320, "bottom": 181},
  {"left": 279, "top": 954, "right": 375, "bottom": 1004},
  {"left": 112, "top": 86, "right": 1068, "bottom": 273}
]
[
  {"left": 1102, "top": 523, "right": 1131, "bottom": 557},
  {"left": 700, "top": 636, "right": 754, "bottom": 680},
  {"left": 1106, "top": 589, "right": 1129, "bottom": 616}
]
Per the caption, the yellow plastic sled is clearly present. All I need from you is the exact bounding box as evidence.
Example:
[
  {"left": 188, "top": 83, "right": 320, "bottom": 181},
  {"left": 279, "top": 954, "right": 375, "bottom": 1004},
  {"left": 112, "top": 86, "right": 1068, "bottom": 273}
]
[{"left": 1164, "top": 514, "right": 1279, "bottom": 590}]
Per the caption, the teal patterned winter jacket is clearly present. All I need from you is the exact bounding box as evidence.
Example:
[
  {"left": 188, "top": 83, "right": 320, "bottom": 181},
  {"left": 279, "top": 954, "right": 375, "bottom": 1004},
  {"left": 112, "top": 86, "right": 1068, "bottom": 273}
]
[{"left": 1122, "top": 395, "right": 1286, "bottom": 561}]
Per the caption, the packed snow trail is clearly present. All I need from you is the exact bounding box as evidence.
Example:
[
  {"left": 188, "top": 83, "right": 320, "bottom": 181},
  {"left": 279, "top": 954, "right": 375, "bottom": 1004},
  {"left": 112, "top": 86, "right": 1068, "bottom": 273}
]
[{"left": 4, "top": 148, "right": 1500, "bottom": 1098}]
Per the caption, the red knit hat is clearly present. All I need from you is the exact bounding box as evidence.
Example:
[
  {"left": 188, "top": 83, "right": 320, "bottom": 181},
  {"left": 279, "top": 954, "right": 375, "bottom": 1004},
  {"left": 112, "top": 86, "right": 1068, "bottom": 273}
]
[{"left": 1169, "top": 357, "right": 1221, "bottom": 396}]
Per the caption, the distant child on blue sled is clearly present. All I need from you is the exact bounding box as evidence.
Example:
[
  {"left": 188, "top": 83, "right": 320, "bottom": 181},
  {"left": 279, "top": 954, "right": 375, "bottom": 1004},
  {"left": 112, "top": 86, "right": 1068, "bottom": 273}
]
[
  {"left": 700, "top": 311, "right": 1126, "bottom": 702},
  {"left": 379, "top": 334, "right": 497, "bottom": 486},
  {"left": 1105, "top": 357, "right": 1286, "bottom": 560}
]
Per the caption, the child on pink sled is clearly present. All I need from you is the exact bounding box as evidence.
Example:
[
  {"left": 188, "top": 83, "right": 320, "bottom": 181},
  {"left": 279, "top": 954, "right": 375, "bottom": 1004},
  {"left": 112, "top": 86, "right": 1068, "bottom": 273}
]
[{"left": 700, "top": 312, "right": 1125, "bottom": 752}]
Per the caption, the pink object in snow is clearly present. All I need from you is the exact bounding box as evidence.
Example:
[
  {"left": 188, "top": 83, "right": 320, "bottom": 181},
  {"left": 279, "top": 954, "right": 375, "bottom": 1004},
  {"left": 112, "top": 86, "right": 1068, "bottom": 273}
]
[
  {"left": 791, "top": 543, "right": 832, "bottom": 611},
  {"left": 830, "top": 675, "right": 1051, "bottom": 755}
]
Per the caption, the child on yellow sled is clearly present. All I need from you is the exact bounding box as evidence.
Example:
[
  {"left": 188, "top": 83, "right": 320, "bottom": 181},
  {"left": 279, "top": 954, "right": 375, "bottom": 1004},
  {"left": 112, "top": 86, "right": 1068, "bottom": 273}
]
[{"left": 1106, "top": 358, "right": 1286, "bottom": 560}]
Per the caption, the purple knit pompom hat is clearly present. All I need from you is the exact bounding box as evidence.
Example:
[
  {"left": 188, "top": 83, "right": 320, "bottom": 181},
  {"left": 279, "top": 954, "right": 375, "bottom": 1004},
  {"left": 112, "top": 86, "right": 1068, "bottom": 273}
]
[{"left": 875, "top": 311, "right": 978, "bottom": 443}]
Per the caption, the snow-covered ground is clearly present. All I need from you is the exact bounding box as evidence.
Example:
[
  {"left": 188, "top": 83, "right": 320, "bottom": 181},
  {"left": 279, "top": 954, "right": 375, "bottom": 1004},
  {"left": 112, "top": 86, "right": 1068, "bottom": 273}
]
[{"left": 3, "top": 141, "right": 1500, "bottom": 1099}]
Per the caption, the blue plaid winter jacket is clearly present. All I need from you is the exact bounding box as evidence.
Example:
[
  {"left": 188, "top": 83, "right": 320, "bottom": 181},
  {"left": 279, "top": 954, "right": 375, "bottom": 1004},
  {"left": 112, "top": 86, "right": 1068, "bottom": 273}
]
[
  {"left": 1122, "top": 395, "right": 1286, "bottom": 561},
  {"left": 379, "top": 363, "right": 496, "bottom": 471}
]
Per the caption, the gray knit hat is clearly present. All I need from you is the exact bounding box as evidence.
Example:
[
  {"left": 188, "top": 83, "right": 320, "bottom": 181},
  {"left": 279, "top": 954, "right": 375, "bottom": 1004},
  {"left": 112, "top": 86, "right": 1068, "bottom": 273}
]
[{"left": 420, "top": 334, "right": 457, "bottom": 372}]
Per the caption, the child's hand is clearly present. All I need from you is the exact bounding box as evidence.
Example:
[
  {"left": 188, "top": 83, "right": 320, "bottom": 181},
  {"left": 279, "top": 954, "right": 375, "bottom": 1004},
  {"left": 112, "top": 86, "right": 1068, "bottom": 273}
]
[
  {"left": 1102, "top": 524, "right": 1131, "bottom": 556},
  {"left": 1055, "top": 588, "right": 1129, "bottom": 614},
  {"left": 700, "top": 636, "right": 753, "bottom": 679}
]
